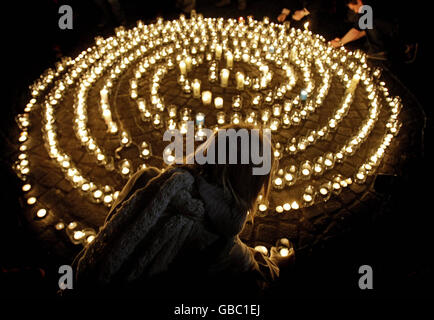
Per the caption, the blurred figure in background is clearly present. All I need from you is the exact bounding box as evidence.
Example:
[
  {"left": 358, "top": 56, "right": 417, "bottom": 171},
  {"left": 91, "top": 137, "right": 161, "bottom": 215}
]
[
  {"left": 215, "top": 0, "right": 247, "bottom": 11},
  {"left": 329, "top": 0, "right": 418, "bottom": 62},
  {"left": 277, "top": 0, "right": 332, "bottom": 33}
]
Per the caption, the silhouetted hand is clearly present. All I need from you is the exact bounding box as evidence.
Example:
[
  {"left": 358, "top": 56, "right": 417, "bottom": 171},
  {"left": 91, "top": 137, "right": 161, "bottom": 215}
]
[
  {"left": 329, "top": 38, "right": 343, "bottom": 48},
  {"left": 292, "top": 9, "right": 307, "bottom": 21},
  {"left": 277, "top": 13, "right": 288, "bottom": 22}
]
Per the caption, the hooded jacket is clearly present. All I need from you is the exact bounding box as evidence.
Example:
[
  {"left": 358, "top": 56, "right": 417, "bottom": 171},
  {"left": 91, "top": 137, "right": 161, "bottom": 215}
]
[{"left": 73, "top": 166, "right": 279, "bottom": 299}]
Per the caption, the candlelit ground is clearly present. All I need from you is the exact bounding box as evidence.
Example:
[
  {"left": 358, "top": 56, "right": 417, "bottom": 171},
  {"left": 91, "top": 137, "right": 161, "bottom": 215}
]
[{"left": 1, "top": 0, "right": 432, "bottom": 300}]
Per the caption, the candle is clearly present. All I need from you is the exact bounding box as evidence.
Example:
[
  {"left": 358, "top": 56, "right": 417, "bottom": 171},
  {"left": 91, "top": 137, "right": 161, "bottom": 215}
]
[
  {"left": 100, "top": 88, "right": 109, "bottom": 104},
  {"left": 185, "top": 56, "right": 192, "bottom": 71},
  {"left": 232, "top": 95, "right": 242, "bottom": 110},
  {"left": 195, "top": 112, "right": 205, "bottom": 126},
  {"left": 236, "top": 72, "right": 245, "bottom": 90},
  {"left": 231, "top": 112, "right": 241, "bottom": 125},
  {"left": 183, "top": 80, "right": 192, "bottom": 95},
  {"left": 303, "top": 185, "right": 315, "bottom": 205},
  {"left": 167, "top": 105, "right": 177, "bottom": 118},
  {"left": 273, "top": 104, "right": 282, "bottom": 117},
  {"left": 216, "top": 111, "right": 225, "bottom": 125},
  {"left": 220, "top": 69, "right": 230, "bottom": 87},
  {"left": 214, "top": 97, "right": 223, "bottom": 109},
  {"left": 192, "top": 79, "right": 201, "bottom": 98},
  {"left": 300, "top": 89, "right": 308, "bottom": 101},
  {"left": 140, "top": 141, "right": 152, "bottom": 159},
  {"left": 179, "top": 60, "right": 187, "bottom": 75},
  {"left": 152, "top": 114, "right": 163, "bottom": 129},
  {"left": 226, "top": 51, "right": 233, "bottom": 68},
  {"left": 201, "top": 90, "right": 212, "bottom": 105},
  {"left": 166, "top": 119, "right": 177, "bottom": 131},
  {"left": 324, "top": 152, "right": 335, "bottom": 168},
  {"left": 245, "top": 111, "right": 257, "bottom": 125},
  {"left": 300, "top": 161, "right": 313, "bottom": 180},
  {"left": 273, "top": 177, "right": 284, "bottom": 190},
  {"left": 215, "top": 44, "right": 222, "bottom": 60}
]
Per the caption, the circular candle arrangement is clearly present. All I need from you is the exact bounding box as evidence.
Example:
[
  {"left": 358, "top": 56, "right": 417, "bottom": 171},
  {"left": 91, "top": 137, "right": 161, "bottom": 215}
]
[{"left": 12, "top": 13, "right": 402, "bottom": 247}]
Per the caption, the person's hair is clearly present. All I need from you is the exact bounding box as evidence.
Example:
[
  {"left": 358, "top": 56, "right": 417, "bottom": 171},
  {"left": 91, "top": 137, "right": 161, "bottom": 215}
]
[
  {"left": 176, "top": 124, "right": 276, "bottom": 215},
  {"left": 345, "top": 0, "right": 361, "bottom": 5}
]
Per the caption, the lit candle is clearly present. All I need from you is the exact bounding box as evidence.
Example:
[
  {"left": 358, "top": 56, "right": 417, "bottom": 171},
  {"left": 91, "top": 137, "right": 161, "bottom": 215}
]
[
  {"left": 216, "top": 111, "right": 225, "bottom": 125},
  {"left": 214, "top": 97, "right": 223, "bottom": 109},
  {"left": 226, "top": 51, "right": 233, "bottom": 68},
  {"left": 192, "top": 79, "right": 201, "bottom": 98},
  {"left": 220, "top": 69, "right": 230, "bottom": 88},
  {"left": 185, "top": 56, "right": 192, "bottom": 72},
  {"left": 100, "top": 88, "right": 109, "bottom": 104},
  {"left": 167, "top": 105, "right": 177, "bottom": 118},
  {"left": 202, "top": 90, "right": 212, "bottom": 105},
  {"left": 231, "top": 112, "right": 241, "bottom": 125},
  {"left": 215, "top": 44, "right": 222, "bottom": 60},
  {"left": 195, "top": 112, "right": 205, "bottom": 126},
  {"left": 300, "top": 89, "right": 308, "bottom": 101},
  {"left": 236, "top": 72, "right": 245, "bottom": 90},
  {"left": 179, "top": 60, "right": 187, "bottom": 75},
  {"left": 153, "top": 114, "right": 163, "bottom": 129},
  {"left": 300, "top": 161, "right": 313, "bottom": 180},
  {"left": 232, "top": 95, "right": 242, "bottom": 110}
]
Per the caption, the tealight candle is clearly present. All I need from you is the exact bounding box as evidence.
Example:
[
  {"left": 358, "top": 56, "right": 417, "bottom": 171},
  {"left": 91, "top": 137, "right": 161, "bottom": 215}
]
[
  {"left": 231, "top": 112, "right": 241, "bottom": 125},
  {"left": 214, "top": 97, "right": 223, "bottom": 109},
  {"left": 300, "top": 161, "right": 313, "bottom": 180},
  {"left": 232, "top": 95, "right": 242, "bottom": 110},
  {"left": 195, "top": 112, "right": 205, "bottom": 126},
  {"left": 201, "top": 90, "right": 212, "bottom": 105},
  {"left": 216, "top": 112, "right": 225, "bottom": 125},
  {"left": 167, "top": 105, "right": 177, "bottom": 118},
  {"left": 220, "top": 69, "right": 230, "bottom": 87},
  {"left": 303, "top": 185, "right": 315, "bottom": 205},
  {"left": 36, "top": 208, "right": 47, "bottom": 218},
  {"left": 273, "top": 177, "right": 284, "bottom": 190},
  {"left": 152, "top": 114, "right": 163, "bottom": 129},
  {"left": 270, "top": 118, "right": 280, "bottom": 131}
]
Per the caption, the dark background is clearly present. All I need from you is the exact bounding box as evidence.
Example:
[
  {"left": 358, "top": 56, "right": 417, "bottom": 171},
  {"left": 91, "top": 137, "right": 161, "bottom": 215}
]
[{"left": 0, "top": 0, "right": 432, "bottom": 302}]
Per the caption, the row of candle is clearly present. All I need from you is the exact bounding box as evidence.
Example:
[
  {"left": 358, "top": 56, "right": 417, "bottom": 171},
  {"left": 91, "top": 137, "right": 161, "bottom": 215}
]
[{"left": 14, "top": 15, "right": 402, "bottom": 233}]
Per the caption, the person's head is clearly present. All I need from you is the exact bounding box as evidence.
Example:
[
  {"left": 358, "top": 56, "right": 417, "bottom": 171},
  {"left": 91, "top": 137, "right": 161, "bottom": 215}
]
[
  {"left": 180, "top": 124, "right": 276, "bottom": 215},
  {"left": 345, "top": 0, "right": 364, "bottom": 13}
]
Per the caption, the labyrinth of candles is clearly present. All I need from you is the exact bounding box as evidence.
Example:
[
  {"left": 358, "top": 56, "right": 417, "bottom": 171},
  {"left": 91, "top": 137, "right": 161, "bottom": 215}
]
[{"left": 12, "top": 13, "right": 402, "bottom": 247}]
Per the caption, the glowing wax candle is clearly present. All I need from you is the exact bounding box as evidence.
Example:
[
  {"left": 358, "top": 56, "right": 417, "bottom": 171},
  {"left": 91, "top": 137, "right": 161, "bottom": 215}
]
[
  {"left": 179, "top": 60, "right": 187, "bottom": 75},
  {"left": 300, "top": 89, "right": 308, "bottom": 101},
  {"left": 226, "top": 51, "right": 233, "bottom": 68},
  {"left": 215, "top": 44, "right": 222, "bottom": 60},
  {"left": 236, "top": 72, "right": 245, "bottom": 90},
  {"left": 214, "top": 97, "right": 223, "bottom": 109},
  {"left": 220, "top": 69, "right": 230, "bottom": 87},
  {"left": 192, "top": 79, "right": 201, "bottom": 98},
  {"left": 202, "top": 91, "right": 212, "bottom": 105}
]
